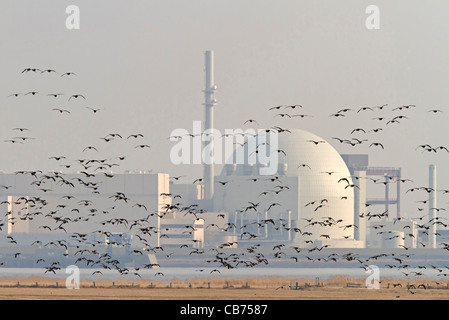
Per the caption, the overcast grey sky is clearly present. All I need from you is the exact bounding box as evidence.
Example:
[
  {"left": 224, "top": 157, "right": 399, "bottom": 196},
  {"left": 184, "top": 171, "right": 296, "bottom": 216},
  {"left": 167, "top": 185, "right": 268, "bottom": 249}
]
[{"left": 1, "top": 1, "right": 449, "bottom": 216}]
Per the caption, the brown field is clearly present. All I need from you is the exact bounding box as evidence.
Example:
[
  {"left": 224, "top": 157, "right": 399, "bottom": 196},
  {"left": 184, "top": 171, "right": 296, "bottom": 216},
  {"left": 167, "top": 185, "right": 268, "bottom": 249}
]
[{"left": 0, "top": 276, "right": 448, "bottom": 300}]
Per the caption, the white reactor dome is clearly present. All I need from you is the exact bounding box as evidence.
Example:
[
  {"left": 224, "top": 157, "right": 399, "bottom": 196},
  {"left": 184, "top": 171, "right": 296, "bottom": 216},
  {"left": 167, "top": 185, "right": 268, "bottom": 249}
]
[{"left": 221, "top": 128, "right": 355, "bottom": 241}]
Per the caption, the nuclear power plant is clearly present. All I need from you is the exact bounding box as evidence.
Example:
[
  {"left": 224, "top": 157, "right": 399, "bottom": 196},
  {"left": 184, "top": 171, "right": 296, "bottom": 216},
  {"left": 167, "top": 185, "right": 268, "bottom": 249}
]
[{"left": 0, "top": 50, "right": 447, "bottom": 270}]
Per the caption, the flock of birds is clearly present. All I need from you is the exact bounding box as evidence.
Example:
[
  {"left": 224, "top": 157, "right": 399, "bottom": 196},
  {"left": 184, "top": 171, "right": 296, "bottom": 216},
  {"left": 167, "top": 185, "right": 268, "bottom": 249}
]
[
  {"left": 5, "top": 69, "right": 151, "bottom": 150},
  {"left": 1, "top": 67, "right": 449, "bottom": 294}
]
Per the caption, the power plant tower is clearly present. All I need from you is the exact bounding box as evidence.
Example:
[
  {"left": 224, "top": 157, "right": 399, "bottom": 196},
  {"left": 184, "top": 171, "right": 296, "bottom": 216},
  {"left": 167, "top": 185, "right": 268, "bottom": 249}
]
[
  {"left": 203, "top": 50, "right": 217, "bottom": 202},
  {"left": 429, "top": 164, "right": 437, "bottom": 248},
  {"left": 353, "top": 170, "right": 366, "bottom": 245}
]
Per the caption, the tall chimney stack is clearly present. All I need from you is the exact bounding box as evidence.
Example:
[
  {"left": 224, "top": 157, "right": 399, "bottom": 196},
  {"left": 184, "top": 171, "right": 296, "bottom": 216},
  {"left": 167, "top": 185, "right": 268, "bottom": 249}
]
[
  {"left": 203, "top": 50, "right": 217, "bottom": 202},
  {"left": 429, "top": 164, "right": 437, "bottom": 248}
]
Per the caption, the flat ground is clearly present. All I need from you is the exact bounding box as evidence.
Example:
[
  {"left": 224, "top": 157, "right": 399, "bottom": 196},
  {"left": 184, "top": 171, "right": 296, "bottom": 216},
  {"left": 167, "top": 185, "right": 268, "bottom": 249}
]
[
  {"left": 0, "top": 276, "right": 447, "bottom": 300},
  {"left": 0, "top": 287, "right": 448, "bottom": 300}
]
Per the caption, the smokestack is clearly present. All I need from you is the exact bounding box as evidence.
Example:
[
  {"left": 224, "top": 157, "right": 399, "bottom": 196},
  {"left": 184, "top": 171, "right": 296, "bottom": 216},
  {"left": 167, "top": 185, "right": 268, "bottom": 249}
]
[
  {"left": 354, "top": 170, "right": 366, "bottom": 246},
  {"left": 203, "top": 50, "right": 217, "bottom": 201},
  {"left": 429, "top": 164, "right": 437, "bottom": 248}
]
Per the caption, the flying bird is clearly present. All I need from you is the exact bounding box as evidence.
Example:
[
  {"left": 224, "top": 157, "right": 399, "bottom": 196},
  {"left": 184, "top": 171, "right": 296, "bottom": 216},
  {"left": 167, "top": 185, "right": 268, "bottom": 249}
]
[
  {"left": 49, "top": 156, "right": 66, "bottom": 161},
  {"left": 291, "top": 114, "right": 313, "bottom": 118},
  {"left": 351, "top": 128, "right": 366, "bottom": 134},
  {"left": 61, "top": 72, "right": 77, "bottom": 77},
  {"left": 41, "top": 69, "right": 57, "bottom": 74},
  {"left": 86, "top": 107, "right": 101, "bottom": 113},
  {"left": 274, "top": 113, "right": 292, "bottom": 118},
  {"left": 68, "top": 94, "right": 86, "bottom": 101},
  {"left": 244, "top": 119, "right": 259, "bottom": 125},
  {"left": 369, "top": 142, "right": 384, "bottom": 149},
  {"left": 330, "top": 113, "right": 345, "bottom": 118},
  {"left": 21, "top": 68, "right": 40, "bottom": 73},
  {"left": 47, "top": 93, "right": 64, "bottom": 98},
  {"left": 272, "top": 149, "right": 287, "bottom": 156},
  {"left": 357, "top": 106, "right": 373, "bottom": 113},
  {"left": 83, "top": 146, "right": 98, "bottom": 152},
  {"left": 307, "top": 140, "right": 326, "bottom": 145},
  {"left": 52, "top": 108, "right": 70, "bottom": 114},
  {"left": 127, "top": 134, "right": 144, "bottom": 139},
  {"left": 285, "top": 104, "right": 303, "bottom": 109}
]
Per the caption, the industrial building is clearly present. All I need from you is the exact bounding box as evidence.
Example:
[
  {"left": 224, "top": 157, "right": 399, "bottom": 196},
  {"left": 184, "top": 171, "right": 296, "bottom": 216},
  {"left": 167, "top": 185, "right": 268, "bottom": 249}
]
[
  {"left": 0, "top": 50, "right": 445, "bottom": 270},
  {"left": 2, "top": 172, "right": 169, "bottom": 247}
]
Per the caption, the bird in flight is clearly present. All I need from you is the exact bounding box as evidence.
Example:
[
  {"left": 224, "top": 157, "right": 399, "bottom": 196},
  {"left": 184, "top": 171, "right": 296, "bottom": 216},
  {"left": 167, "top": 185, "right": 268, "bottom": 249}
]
[
  {"left": 106, "top": 133, "right": 123, "bottom": 139},
  {"left": 292, "top": 114, "right": 313, "bottom": 118},
  {"left": 351, "top": 128, "right": 366, "bottom": 134},
  {"left": 68, "top": 94, "right": 86, "bottom": 101},
  {"left": 83, "top": 146, "right": 98, "bottom": 152},
  {"left": 272, "top": 149, "right": 287, "bottom": 156},
  {"left": 52, "top": 108, "right": 71, "bottom": 114},
  {"left": 332, "top": 137, "right": 348, "bottom": 144},
  {"left": 49, "top": 156, "right": 66, "bottom": 161},
  {"left": 435, "top": 146, "right": 449, "bottom": 152},
  {"left": 369, "top": 142, "right": 384, "bottom": 149},
  {"left": 374, "top": 104, "right": 388, "bottom": 110},
  {"left": 330, "top": 113, "right": 345, "bottom": 118},
  {"left": 285, "top": 104, "right": 303, "bottom": 109},
  {"left": 61, "top": 72, "right": 77, "bottom": 77},
  {"left": 86, "top": 107, "right": 101, "bottom": 113},
  {"left": 47, "top": 93, "right": 64, "bottom": 98},
  {"left": 244, "top": 119, "right": 259, "bottom": 125},
  {"left": 13, "top": 137, "right": 35, "bottom": 142},
  {"left": 275, "top": 113, "right": 292, "bottom": 118},
  {"left": 132, "top": 203, "right": 147, "bottom": 211},
  {"left": 4, "top": 139, "right": 22, "bottom": 144},
  {"left": 41, "top": 69, "right": 57, "bottom": 74},
  {"left": 336, "top": 108, "right": 352, "bottom": 113},
  {"left": 357, "top": 106, "right": 374, "bottom": 113},
  {"left": 415, "top": 144, "right": 432, "bottom": 151},
  {"left": 13, "top": 128, "right": 30, "bottom": 132},
  {"left": 307, "top": 140, "right": 325, "bottom": 145},
  {"left": 22, "top": 68, "right": 41, "bottom": 73},
  {"left": 127, "top": 134, "right": 144, "bottom": 139}
]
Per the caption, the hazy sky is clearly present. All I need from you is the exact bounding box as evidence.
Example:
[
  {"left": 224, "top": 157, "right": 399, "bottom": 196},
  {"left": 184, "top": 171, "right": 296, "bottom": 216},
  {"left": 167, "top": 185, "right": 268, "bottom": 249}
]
[{"left": 1, "top": 1, "right": 449, "bottom": 217}]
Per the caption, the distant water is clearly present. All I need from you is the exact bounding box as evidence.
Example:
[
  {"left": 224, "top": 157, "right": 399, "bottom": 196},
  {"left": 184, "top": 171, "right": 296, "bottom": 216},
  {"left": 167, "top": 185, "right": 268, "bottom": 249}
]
[{"left": 0, "top": 267, "right": 442, "bottom": 281}]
